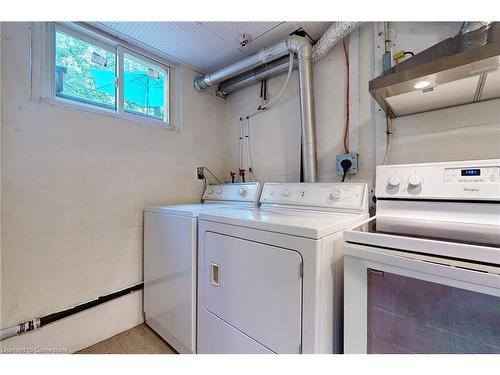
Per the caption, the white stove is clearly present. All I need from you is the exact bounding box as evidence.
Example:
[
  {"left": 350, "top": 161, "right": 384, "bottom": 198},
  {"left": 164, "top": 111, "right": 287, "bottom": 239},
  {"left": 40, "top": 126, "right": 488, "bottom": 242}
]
[{"left": 343, "top": 159, "right": 500, "bottom": 354}]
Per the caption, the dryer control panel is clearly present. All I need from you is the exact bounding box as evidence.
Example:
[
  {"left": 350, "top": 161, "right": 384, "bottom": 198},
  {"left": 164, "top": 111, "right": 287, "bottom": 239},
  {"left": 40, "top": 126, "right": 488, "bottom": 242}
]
[{"left": 260, "top": 183, "right": 368, "bottom": 212}]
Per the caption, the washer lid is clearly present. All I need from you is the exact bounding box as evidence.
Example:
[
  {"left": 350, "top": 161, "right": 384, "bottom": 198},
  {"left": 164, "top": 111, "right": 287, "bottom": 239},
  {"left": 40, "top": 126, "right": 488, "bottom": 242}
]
[
  {"left": 144, "top": 202, "right": 237, "bottom": 217},
  {"left": 199, "top": 207, "right": 369, "bottom": 239}
]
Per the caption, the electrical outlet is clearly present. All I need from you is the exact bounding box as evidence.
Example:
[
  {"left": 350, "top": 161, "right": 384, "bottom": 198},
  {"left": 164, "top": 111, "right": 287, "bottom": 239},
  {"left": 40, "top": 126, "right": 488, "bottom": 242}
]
[
  {"left": 197, "top": 167, "right": 205, "bottom": 180},
  {"left": 336, "top": 153, "right": 358, "bottom": 176}
]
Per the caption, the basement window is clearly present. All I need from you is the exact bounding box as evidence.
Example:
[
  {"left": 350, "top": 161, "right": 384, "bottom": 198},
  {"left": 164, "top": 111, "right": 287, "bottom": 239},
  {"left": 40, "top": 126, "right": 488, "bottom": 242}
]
[{"left": 49, "top": 23, "right": 173, "bottom": 127}]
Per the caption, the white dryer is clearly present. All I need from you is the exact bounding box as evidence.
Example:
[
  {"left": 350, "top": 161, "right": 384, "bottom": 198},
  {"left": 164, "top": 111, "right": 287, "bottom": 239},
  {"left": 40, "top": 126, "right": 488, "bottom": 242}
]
[
  {"left": 196, "top": 182, "right": 369, "bottom": 354},
  {"left": 143, "top": 182, "right": 261, "bottom": 354}
]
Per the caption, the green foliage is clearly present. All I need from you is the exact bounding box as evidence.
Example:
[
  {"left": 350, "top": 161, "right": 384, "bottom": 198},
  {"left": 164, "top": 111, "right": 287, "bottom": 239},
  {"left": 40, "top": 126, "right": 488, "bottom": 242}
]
[{"left": 55, "top": 30, "right": 116, "bottom": 108}]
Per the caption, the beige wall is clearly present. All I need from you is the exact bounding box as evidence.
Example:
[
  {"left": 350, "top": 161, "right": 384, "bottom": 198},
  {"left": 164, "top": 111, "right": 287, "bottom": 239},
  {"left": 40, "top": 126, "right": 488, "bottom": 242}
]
[{"left": 0, "top": 22, "right": 226, "bottom": 352}]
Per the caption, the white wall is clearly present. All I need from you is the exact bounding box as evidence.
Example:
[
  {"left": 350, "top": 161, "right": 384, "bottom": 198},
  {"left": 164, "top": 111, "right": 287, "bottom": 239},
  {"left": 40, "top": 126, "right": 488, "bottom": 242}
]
[
  {"left": 387, "top": 99, "right": 500, "bottom": 164},
  {"left": 0, "top": 22, "right": 226, "bottom": 352},
  {"left": 222, "top": 22, "right": 500, "bottom": 194},
  {"left": 0, "top": 22, "right": 3, "bottom": 342}
]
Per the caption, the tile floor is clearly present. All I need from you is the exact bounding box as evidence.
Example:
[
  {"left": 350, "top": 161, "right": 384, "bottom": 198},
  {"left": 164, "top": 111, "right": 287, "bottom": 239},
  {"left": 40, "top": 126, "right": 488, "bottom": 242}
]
[{"left": 77, "top": 324, "right": 177, "bottom": 354}]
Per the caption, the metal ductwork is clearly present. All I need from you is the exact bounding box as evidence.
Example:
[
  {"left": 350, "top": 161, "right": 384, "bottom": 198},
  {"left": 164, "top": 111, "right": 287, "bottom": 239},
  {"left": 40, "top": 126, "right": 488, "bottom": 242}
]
[
  {"left": 312, "top": 21, "right": 361, "bottom": 61},
  {"left": 216, "top": 56, "right": 295, "bottom": 97},
  {"left": 287, "top": 36, "right": 317, "bottom": 183},
  {"left": 193, "top": 41, "right": 290, "bottom": 91},
  {"left": 193, "top": 22, "right": 361, "bottom": 183},
  {"left": 215, "top": 22, "right": 362, "bottom": 96}
]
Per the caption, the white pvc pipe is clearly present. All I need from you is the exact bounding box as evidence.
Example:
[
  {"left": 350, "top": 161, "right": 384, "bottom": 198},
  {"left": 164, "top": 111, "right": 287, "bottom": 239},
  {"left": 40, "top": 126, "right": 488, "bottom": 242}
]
[{"left": 0, "top": 325, "right": 20, "bottom": 341}]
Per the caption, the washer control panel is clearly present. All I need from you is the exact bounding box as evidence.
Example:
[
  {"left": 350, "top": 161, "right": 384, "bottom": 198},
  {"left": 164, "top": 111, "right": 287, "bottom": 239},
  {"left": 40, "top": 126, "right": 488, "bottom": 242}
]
[
  {"left": 203, "top": 182, "right": 261, "bottom": 202},
  {"left": 260, "top": 183, "right": 367, "bottom": 211},
  {"left": 376, "top": 159, "right": 500, "bottom": 200}
]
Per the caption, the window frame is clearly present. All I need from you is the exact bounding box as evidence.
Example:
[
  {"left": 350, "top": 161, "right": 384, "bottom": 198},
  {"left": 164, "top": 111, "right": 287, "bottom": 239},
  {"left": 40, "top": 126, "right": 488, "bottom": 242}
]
[{"left": 42, "top": 22, "right": 178, "bottom": 129}]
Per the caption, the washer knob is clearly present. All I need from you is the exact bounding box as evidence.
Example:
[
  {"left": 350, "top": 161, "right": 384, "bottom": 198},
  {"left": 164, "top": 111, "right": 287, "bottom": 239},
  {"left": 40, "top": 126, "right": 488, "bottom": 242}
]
[
  {"left": 207, "top": 188, "right": 214, "bottom": 195},
  {"left": 216, "top": 189, "right": 223, "bottom": 195},
  {"left": 330, "top": 189, "right": 343, "bottom": 200},
  {"left": 408, "top": 174, "right": 423, "bottom": 187},
  {"left": 281, "top": 189, "right": 290, "bottom": 197},
  {"left": 239, "top": 188, "right": 247, "bottom": 197},
  {"left": 388, "top": 175, "right": 401, "bottom": 187}
]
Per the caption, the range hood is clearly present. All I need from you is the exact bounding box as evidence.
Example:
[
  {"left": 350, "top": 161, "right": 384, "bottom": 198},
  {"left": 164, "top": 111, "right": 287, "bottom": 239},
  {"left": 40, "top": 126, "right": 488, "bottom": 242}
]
[{"left": 370, "top": 22, "right": 500, "bottom": 117}]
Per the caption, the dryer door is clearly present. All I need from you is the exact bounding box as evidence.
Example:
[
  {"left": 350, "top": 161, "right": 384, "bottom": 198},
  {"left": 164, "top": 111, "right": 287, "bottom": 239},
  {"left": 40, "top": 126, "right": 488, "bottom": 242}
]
[{"left": 202, "top": 232, "right": 303, "bottom": 353}]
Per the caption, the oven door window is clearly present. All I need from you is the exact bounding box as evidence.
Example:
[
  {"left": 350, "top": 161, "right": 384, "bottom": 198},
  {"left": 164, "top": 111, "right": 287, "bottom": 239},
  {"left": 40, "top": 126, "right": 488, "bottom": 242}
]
[{"left": 367, "top": 268, "right": 500, "bottom": 353}]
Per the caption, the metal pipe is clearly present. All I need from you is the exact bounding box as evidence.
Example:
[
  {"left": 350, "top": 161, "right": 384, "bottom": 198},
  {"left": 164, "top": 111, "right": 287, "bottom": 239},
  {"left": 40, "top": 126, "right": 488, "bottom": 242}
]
[
  {"left": 193, "top": 40, "right": 289, "bottom": 91},
  {"left": 217, "top": 56, "right": 294, "bottom": 97},
  {"left": 288, "top": 37, "right": 318, "bottom": 182},
  {"left": 0, "top": 282, "right": 143, "bottom": 342},
  {"left": 215, "top": 22, "right": 362, "bottom": 95},
  {"left": 0, "top": 318, "right": 41, "bottom": 341}
]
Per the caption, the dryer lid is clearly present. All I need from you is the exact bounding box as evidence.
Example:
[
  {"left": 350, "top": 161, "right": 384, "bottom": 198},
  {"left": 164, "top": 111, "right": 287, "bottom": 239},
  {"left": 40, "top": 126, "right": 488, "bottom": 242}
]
[{"left": 199, "top": 207, "right": 369, "bottom": 239}]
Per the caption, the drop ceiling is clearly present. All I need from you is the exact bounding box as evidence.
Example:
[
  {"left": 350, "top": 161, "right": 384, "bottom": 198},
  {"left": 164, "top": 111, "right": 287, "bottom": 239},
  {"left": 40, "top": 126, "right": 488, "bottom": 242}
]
[{"left": 98, "top": 22, "right": 333, "bottom": 73}]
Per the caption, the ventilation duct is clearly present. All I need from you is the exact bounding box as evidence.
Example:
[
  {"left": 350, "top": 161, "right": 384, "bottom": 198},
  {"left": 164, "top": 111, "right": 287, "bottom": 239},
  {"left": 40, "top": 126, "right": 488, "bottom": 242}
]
[
  {"left": 193, "top": 41, "right": 290, "bottom": 91},
  {"left": 213, "top": 22, "right": 361, "bottom": 95}
]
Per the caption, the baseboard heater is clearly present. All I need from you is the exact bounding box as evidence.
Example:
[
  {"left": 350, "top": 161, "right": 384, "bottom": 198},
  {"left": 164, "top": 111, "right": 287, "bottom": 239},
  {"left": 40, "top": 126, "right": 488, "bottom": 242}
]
[{"left": 0, "top": 282, "right": 143, "bottom": 342}]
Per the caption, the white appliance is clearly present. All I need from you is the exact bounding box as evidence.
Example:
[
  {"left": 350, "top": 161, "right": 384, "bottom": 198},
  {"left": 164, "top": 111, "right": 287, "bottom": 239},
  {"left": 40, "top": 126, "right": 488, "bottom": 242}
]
[
  {"left": 196, "top": 182, "right": 369, "bottom": 353},
  {"left": 343, "top": 159, "right": 500, "bottom": 354},
  {"left": 143, "top": 182, "right": 261, "bottom": 354}
]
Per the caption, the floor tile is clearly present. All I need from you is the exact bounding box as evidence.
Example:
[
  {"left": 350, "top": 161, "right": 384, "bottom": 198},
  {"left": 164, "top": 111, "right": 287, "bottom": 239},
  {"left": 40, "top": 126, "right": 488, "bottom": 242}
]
[
  {"left": 77, "top": 324, "right": 176, "bottom": 354},
  {"left": 78, "top": 338, "right": 125, "bottom": 354}
]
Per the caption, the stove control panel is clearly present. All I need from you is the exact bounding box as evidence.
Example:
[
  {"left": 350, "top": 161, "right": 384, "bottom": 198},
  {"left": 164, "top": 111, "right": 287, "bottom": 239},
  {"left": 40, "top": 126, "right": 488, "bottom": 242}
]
[
  {"left": 376, "top": 159, "right": 500, "bottom": 200},
  {"left": 203, "top": 182, "right": 261, "bottom": 202},
  {"left": 260, "top": 183, "right": 368, "bottom": 212}
]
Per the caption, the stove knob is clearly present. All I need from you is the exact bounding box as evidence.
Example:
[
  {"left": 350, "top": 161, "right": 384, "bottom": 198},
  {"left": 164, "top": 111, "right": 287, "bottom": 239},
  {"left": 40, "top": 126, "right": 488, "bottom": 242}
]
[
  {"left": 281, "top": 189, "right": 290, "bottom": 197},
  {"left": 408, "top": 174, "right": 423, "bottom": 187},
  {"left": 388, "top": 175, "right": 401, "bottom": 187},
  {"left": 207, "top": 188, "right": 214, "bottom": 195},
  {"left": 239, "top": 188, "right": 248, "bottom": 197},
  {"left": 216, "top": 189, "right": 223, "bottom": 195},
  {"left": 269, "top": 190, "right": 275, "bottom": 196}
]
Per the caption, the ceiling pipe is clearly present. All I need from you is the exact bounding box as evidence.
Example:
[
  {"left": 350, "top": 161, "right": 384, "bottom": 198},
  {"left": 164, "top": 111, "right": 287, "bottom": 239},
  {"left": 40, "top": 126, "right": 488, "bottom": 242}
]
[
  {"left": 216, "top": 56, "right": 295, "bottom": 97},
  {"left": 217, "top": 22, "right": 361, "bottom": 95},
  {"left": 193, "top": 41, "right": 290, "bottom": 91}
]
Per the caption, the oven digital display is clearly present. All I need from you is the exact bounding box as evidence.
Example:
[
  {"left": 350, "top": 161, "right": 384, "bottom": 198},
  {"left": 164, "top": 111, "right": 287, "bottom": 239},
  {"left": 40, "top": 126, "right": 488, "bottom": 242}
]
[{"left": 461, "top": 169, "right": 481, "bottom": 176}]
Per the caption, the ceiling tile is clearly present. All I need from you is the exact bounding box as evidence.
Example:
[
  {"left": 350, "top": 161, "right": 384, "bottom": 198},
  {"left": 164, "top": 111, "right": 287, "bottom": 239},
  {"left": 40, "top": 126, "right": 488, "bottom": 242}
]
[{"left": 100, "top": 21, "right": 333, "bottom": 73}]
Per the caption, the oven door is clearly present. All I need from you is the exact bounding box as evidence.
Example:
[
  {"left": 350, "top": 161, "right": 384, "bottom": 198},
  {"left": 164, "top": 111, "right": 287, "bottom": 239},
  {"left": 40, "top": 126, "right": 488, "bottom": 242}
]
[{"left": 344, "top": 242, "right": 500, "bottom": 354}]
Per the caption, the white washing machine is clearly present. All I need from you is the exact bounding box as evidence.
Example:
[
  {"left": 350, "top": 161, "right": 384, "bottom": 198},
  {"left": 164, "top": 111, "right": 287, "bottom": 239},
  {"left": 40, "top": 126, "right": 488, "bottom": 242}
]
[
  {"left": 143, "top": 182, "right": 261, "bottom": 354},
  {"left": 196, "top": 182, "right": 369, "bottom": 354}
]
